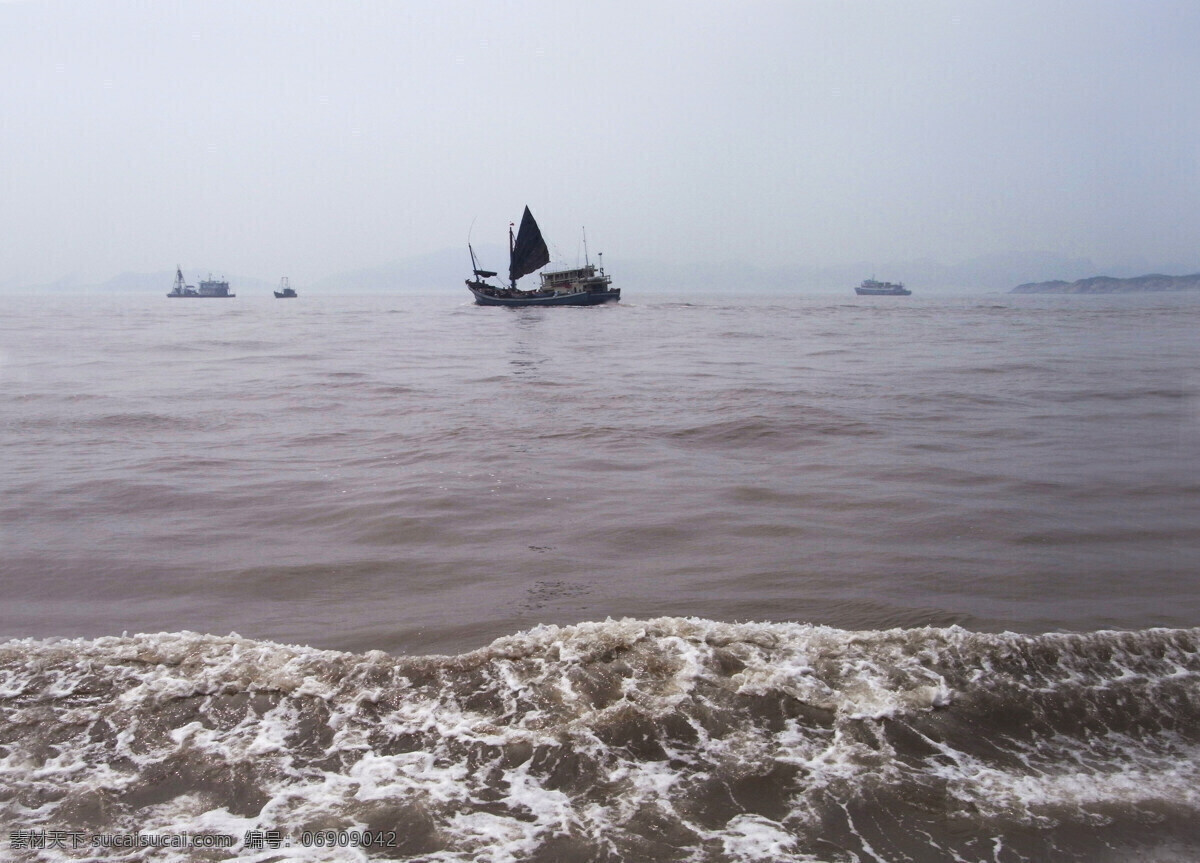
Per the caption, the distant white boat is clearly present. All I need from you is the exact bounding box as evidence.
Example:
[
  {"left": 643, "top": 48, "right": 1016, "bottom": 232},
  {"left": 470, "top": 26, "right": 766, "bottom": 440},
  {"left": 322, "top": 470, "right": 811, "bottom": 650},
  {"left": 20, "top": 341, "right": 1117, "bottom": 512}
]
[{"left": 855, "top": 278, "right": 910, "bottom": 296}]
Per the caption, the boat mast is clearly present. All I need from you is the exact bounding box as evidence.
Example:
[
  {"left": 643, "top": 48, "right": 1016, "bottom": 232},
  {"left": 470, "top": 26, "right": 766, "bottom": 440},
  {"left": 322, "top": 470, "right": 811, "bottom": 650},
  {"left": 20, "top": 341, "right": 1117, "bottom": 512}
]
[
  {"left": 583, "top": 227, "right": 590, "bottom": 267},
  {"left": 508, "top": 221, "right": 516, "bottom": 288}
]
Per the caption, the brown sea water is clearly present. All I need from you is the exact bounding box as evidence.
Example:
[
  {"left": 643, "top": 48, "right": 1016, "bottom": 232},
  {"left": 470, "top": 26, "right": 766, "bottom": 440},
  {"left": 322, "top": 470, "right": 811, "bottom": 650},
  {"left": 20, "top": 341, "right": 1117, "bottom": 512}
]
[
  {"left": 2, "top": 290, "right": 1199, "bottom": 861},
  {"left": 4, "top": 291, "right": 1196, "bottom": 653}
]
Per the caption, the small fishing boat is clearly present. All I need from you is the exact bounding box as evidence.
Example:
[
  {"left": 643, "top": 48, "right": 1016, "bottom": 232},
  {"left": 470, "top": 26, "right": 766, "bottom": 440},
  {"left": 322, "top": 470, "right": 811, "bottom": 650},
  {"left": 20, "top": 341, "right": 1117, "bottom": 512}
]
[
  {"left": 466, "top": 207, "right": 619, "bottom": 307},
  {"left": 274, "top": 277, "right": 297, "bottom": 299}
]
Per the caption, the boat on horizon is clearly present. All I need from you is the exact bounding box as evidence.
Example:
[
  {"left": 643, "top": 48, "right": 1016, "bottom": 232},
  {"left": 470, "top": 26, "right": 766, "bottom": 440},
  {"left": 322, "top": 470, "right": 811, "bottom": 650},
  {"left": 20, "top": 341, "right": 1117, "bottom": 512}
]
[
  {"left": 167, "top": 267, "right": 234, "bottom": 298},
  {"left": 465, "top": 207, "right": 619, "bottom": 307},
  {"left": 274, "top": 277, "right": 297, "bottom": 299},
  {"left": 855, "top": 278, "right": 910, "bottom": 296}
]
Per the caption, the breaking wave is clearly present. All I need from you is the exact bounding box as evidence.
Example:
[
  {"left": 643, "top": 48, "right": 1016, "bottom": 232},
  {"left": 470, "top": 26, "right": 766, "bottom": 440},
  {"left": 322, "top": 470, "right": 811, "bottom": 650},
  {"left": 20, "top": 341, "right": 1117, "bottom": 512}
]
[{"left": 2, "top": 618, "right": 1199, "bottom": 861}]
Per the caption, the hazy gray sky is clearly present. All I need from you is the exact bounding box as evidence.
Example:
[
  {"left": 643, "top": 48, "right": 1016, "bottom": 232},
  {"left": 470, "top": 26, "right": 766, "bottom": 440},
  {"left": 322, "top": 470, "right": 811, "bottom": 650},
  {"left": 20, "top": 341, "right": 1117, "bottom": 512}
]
[{"left": 2, "top": 0, "right": 1198, "bottom": 287}]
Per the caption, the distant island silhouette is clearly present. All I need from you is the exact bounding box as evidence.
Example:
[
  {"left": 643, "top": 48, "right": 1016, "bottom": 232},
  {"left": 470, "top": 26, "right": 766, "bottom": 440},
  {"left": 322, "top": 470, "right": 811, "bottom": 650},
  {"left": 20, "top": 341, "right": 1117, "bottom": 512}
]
[{"left": 1012, "top": 273, "right": 1200, "bottom": 294}]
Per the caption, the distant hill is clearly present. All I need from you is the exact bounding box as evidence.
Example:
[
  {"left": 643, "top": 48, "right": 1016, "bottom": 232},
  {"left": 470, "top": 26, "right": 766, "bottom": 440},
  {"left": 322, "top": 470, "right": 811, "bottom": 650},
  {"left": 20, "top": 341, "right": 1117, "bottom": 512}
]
[
  {"left": 1012, "top": 273, "right": 1200, "bottom": 294},
  {"left": 64, "top": 270, "right": 277, "bottom": 295},
  {"left": 308, "top": 246, "right": 501, "bottom": 293}
]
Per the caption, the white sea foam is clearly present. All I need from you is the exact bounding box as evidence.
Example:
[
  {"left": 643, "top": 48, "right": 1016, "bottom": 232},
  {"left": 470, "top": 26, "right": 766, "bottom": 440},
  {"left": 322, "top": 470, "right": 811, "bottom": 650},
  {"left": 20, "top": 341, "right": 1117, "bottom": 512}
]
[{"left": 1, "top": 619, "right": 1198, "bottom": 862}]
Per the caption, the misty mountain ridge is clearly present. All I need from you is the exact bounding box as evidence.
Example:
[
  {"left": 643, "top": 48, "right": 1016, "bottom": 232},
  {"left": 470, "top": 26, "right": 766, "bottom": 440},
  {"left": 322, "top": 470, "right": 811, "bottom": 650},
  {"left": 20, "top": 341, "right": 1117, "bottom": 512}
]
[
  {"left": 14, "top": 250, "right": 1200, "bottom": 296},
  {"left": 1012, "top": 273, "right": 1200, "bottom": 294}
]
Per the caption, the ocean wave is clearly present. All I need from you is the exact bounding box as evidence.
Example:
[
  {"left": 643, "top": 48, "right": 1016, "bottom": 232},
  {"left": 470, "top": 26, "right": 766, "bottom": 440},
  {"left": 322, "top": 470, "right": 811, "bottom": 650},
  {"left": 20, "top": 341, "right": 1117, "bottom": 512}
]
[
  {"left": 667, "top": 415, "right": 878, "bottom": 450},
  {"left": 2, "top": 619, "right": 1198, "bottom": 861}
]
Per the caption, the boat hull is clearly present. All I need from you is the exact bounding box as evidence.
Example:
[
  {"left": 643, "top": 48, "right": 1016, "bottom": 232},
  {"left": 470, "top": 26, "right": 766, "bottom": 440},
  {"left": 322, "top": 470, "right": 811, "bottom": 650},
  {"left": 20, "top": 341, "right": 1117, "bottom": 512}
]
[
  {"left": 167, "top": 293, "right": 236, "bottom": 298},
  {"left": 274, "top": 291, "right": 297, "bottom": 298},
  {"left": 855, "top": 287, "right": 911, "bottom": 296},
  {"left": 468, "top": 284, "right": 620, "bottom": 307}
]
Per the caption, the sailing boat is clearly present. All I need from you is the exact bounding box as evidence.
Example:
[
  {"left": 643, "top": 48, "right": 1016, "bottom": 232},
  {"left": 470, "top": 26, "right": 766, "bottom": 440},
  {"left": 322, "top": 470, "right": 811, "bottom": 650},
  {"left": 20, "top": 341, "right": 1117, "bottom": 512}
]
[{"left": 465, "top": 207, "right": 619, "bottom": 306}]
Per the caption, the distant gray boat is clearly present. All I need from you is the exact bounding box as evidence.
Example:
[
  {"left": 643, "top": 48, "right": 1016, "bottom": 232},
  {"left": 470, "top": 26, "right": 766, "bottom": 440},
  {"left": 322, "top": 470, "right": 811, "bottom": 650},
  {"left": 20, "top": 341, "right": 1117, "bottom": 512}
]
[
  {"left": 274, "top": 277, "right": 297, "bottom": 299},
  {"left": 167, "top": 267, "right": 234, "bottom": 298},
  {"left": 855, "top": 278, "right": 910, "bottom": 296},
  {"left": 465, "top": 207, "right": 619, "bottom": 307}
]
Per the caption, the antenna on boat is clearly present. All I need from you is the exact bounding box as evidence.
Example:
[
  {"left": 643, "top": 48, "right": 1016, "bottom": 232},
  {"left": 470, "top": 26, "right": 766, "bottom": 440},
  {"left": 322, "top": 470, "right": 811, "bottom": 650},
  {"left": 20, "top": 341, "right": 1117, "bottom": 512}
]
[
  {"left": 583, "top": 227, "right": 590, "bottom": 267},
  {"left": 466, "top": 216, "right": 478, "bottom": 272}
]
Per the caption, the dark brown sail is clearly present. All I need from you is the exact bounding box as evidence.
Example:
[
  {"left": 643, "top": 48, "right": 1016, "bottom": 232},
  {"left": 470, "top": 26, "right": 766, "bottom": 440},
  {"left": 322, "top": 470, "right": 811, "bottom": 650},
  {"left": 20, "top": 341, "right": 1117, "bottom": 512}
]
[{"left": 508, "top": 206, "right": 550, "bottom": 285}]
